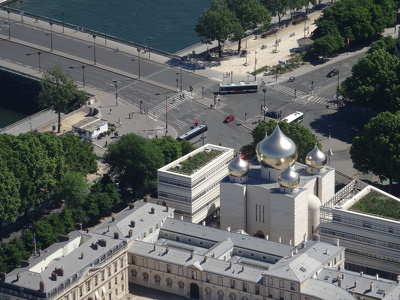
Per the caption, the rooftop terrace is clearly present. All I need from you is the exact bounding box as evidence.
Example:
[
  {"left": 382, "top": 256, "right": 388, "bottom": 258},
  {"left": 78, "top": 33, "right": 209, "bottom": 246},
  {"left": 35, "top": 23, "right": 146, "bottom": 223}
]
[{"left": 167, "top": 149, "right": 221, "bottom": 175}]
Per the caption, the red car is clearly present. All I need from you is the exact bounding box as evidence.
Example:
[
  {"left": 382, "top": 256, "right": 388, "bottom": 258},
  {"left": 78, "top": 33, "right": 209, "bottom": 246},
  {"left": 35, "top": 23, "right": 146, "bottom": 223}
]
[{"left": 224, "top": 115, "right": 235, "bottom": 123}]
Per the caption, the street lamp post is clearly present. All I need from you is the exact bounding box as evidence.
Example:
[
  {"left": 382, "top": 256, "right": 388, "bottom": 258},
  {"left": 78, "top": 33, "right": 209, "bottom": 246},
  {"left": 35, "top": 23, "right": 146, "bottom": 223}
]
[
  {"left": 263, "top": 88, "right": 267, "bottom": 121},
  {"left": 38, "top": 51, "right": 41, "bottom": 73},
  {"left": 7, "top": 9, "right": 11, "bottom": 39},
  {"left": 180, "top": 61, "right": 183, "bottom": 92},
  {"left": 137, "top": 48, "right": 141, "bottom": 79},
  {"left": 61, "top": 12, "right": 64, "bottom": 33},
  {"left": 49, "top": 22, "right": 53, "bottom": 51},
  {"left": 103, "top": 24, "right": 107, "bottom": 45},
  {"left": 254, "top": 51, "right": 257, "bottom": 81},
  {"left": 19, "top": 0, "right": 23, "bottom": 22},
  {"left": 231, "top": 71, "right": 233, "bottom": 83},
  {"left": 147, "top": 37, "right": 151, "bottom": 59},
  {"left": 113, "top": 81, "right": 118, "bottom": 106},
  {"left": 165, "top": 96, "right": 169, "bottom": 134},
  {"left": 92, "top": 35, "right": 97, "bottom": 65},
  {"left": 337, "top": 69, "right": 340, "bottom": 91},
  {"left": 82, "top": 65, "right": 85, "bottom": 87}
]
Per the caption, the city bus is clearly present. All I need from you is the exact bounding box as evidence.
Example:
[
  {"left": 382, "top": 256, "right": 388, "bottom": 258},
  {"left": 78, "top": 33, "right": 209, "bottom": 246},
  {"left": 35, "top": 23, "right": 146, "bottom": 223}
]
[
  {"left": 282, "top": 111, "right": 304, "bottom": 124},
  {"left": 176, "top": 124, "right": 208, "bottom": 142},
  {"left": 219, "top": 81, "right": 258, "bottom": 94}
]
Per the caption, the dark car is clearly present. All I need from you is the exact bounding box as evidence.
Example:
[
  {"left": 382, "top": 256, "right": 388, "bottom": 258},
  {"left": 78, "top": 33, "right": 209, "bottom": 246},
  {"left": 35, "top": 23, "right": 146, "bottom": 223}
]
[
  {"left": 224, "top": 115, "right": 235, "bottom": 123},
  {"left": 327, "top": 69, "right": 339, "bottom": 77},
  {"left": 265, "top": 111, "right": 281, "bottom": 120}
]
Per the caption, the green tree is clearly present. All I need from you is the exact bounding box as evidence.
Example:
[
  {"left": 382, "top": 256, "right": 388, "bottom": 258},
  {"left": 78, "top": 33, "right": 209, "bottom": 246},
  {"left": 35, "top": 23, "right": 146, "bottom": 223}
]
[
  {"left": 61, "top": 135, "right": 97, "bottom": 174},
  {"left": 179, "top": 140, "right": 196, "bottom": 156},
  {"left": 229, "top": 0, "right": 271, "bottom": 50},
  {"left": 350, "top": 112, "right": 400, "bottom": 193},
  {"left": 104, "top": 133, "right": 164, "bottom": 192},
  {"left": 240, "top": 121, "right": 320, "bottom": 163},
  {"left": 151, "top": 136, "right": 183, "bottom": 164},
  {"left": 0, "top": 158, "right": 20, "bottom": 221},
  {"left": 38, "top": 65, "right": 87, "bottom": 133},
  {"left": 195, "top": 0, "right": 242, "bottom": 57},
  {"left": 340, "top": 48, "right": 400, "bottom": 112},
  {"left": 53, "top": 172, "right": 90, "bottom": 208},
  {"left": 261, "top": 0, "right": 288, "bottom": 28},
  {"left": 367, "top": 36, "right": 397, "bottom": 54},
  {"left": 312, "top": 32, "right": 345, "bottom": 55}
]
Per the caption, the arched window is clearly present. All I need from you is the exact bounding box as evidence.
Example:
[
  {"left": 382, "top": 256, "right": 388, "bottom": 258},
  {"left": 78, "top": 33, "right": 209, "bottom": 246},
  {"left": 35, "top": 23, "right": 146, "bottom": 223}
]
[
  {"left": 166, "top": 278, "right": 173, "bottom": 287},
  {"left": 131, "top": 269, "right": 137, "bottom": 278},
  {"left": 205, "top": 287, "right": 212, "bottom": 300},
  {"left": 217, "top": 290, "right": 224, "bottom": 300},
  {"left": 279, "top": 280, "right": 284, "bottom": 288},
  {"left": 268, "top": 277, "right": 273, "bottom": 286},
  {"left": 178, "top": 281, "right": 185, "bottom": 290},
  {"left": 154, "top": 261, "right": 160, "bottom": 270},
  {"left": 242, "top": 297, "right": 248, "bottom": 300},
  {"left": 229, "top": 293, "right": 237, "bottom": 300},
  {"left": 154, "top": 275, "right": 161, "bottom": 285},
  {"left": 142, "top": 272, "right": 149, "bottom": 282}
]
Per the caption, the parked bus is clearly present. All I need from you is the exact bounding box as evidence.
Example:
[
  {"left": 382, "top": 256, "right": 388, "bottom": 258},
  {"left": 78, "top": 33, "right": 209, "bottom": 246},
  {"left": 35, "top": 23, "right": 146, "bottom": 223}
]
[
  {"left": 176, "top": 124, "right": 208, "bottom": 142},
  {"left": 282, "top": 111, "right": 304, "bottom": 124},
  {"left": 219, "top": 81, "right": 258, "bottom": 94}
]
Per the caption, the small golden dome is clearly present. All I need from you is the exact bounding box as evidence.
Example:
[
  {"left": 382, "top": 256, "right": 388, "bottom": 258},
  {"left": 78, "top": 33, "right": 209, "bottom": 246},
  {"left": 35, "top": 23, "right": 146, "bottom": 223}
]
[
  {"left": 256, "top": 125, "right": 297, "bottom": 170},
  {"left": 228, "top": 154, "right": 249, "bottom": 177},
  {"left": 305, "top": 145, "right": 327, "bottom": 169},
  {"left": 278, "top": 165, "right": 300, "bottom": 189}
]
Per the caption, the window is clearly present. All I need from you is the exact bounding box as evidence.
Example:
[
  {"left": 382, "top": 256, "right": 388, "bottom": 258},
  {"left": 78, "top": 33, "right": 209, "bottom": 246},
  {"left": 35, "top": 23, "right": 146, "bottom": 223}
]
[
  {"left": 206, "top": 273, "right": 211, "bottom": 283},
  {"left": 178, "top": 281, "right": 185, "bottom": 290},
  {"left": 188, "top": 238, "right": 192, "bottom": 242},
  {"left": 114, "top": 277, "right": 117, "bottom": 285},
  {"left": 279, "top": 280, "right": 284, "bottom": 288},
  {"left": 166, "top": 278, "right": 173, "bottom": 287},
  {"left": 108, "top": 267, "right": 111, "bottom": 277},
  {"left": 218, "top": 276, "right": 223, "bottom": 285},
  {"left": 142, "top": 258, "right": 148, "bottom": 267},
  {"left": 255, "top": 285, "right": 260, "bottom": 295},
  {"left": 72, "top": 291, "right": 76, "bottom": 300},
  {"left": 120, "top": 258, "right": 124, "bottom": 268},
  {"left": 218, "top": 290, "right": 224, "bottom": 300},
  {"left": 229, "top": 293, "right": 237, "bottom": 300},
  {"left": 79, "top": 286, "right": 83, "bottom": 297},
  {"left": 178, "top": 267, "right": 183, "bottom": 276},
  {"left": 154, "top": 275, "right": 161, "bottom": 286},
  {"left": 101, "top": 271, "right": 105, "bottom": 281},
  {"left": 94, "top": 275, "right": 98, "bottom": 286},
  {"left": 230, "top": 279, "right": 235, "bottom": 289},
  {"left": 279, "top": 291, "right": 284, "bottom": 300},
  {"left": 290, "top": 283, "right": 296, "bottom": 291},
  {"left": 114, "top": 262, "right": 117, "bottom": 272},
  {"left": 242, "top": 297, "right": 248, "bottom": 300},
  {"left": 65, "top": 296, "right": 69, "bottom": 300},
  {"left": 191, "top": 270, "right": 197, "bottom": 279},
  {"left": 154, "top": 261, "right": 160, "bottom": 270},
  {"left": 87, "top": 281, "right": 91, "bottom": 292},
  {"left": 143, "top": 272, "right": 149, "bottom": 282},
  {"left": 290, "top": 294, "right": 297, "bottom": 300},
  {"left": 242, "top": 282, "right": 248, "bottom": 292},
  {"left": 167, "top": 264, "right": 171, "bottom": 273},
  {"left": 131, "top": 255, "right": 136, "bottom": 265},
  {"left": 269, "top": 289, "right": 273, "bottom": 298},
  {"left": 131, "top": 269, "right": 137, "bottom": 278},
  {"left": 200, "top": 241, "right": 204, "bottom": 245},
  {"left": 108, "top": 281, "right": 111, "bottom": 289},
  {"left": 268, "top": 278, "right": 273, "bottom": 286},
  {"left": 205, "top": 287, "right": 212, "bottom": 300}
]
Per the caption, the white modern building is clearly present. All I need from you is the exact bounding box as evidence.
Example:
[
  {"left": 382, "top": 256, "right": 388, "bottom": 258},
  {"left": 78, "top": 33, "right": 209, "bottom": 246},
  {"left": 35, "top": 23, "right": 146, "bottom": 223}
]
[
  {"left": 220, "top": 126, "right": 335, "bottom": 245},
  {"left": 157, "top": 144, "right": 234, "bottom": 224},
  {"left": 320, "top": 183, "right": 400, "bottom": 281}
]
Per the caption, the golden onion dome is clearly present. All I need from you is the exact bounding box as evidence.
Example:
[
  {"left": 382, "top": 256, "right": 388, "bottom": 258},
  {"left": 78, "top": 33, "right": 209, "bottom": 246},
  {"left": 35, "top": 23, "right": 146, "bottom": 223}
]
[
  {"left": 305, "top": 145, "right": 327, "bottom": 169},
  {"left": 228, "top": 154, "right": 249, "bottom": 177},
  {"left": 256, "top": 125, "right": 297, "bottom": 170},
  {"left": 278, "top": 165, "right": 300, "bottom": 189}
]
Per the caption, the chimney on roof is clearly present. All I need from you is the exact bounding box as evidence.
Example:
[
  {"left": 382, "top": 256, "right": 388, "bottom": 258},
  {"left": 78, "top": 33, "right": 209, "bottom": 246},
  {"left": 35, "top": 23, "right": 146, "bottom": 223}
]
[
  {"left": 302, "top": 241, "right": 306, "bottom": 248},
  {"left": 354, "top": 280, "right": 357, "bottom": 287},
  {"left": 370, "top": 282, "right": 374, "bottom": 292},
  {"left": 54, "top": 268, "right": 64, "bottom": 276},
  {"left": 313, "top": 234, "right": 320, "bottom": 241},
  {"left": 98, "top": 239, "right": 107, "bottom": 247},
  {"left": 325, "top": 248, "right": 329, "bottom": 255},
  {"left": 21, "top": 259, "right": 30, "bottom": 267},
  {"left": 204, "top": 256, "right": 208, "bottom": 262},
  {"left": 58, "top": 234, "right": 70, "bottom": 242},
  {"left": 39, "top": 281, "right": 45, "bottom": 291},
  {"left": 86, "top": 228, "right": 89, "bottom": 233},
  {"left": 0, "top": 273, "right": 5, "bottom": 281},
  {"left": 180, "top": 216, "right": 184, "bottom": 221},
  {"left": 153, "top": 245, "right": 156, "bottom": 251},
  {"left": 333, "top": 238, "right": 340, "bottom": 246},
  {"left": 303, "top": 233, "right": 307, "bottom": 242},
  {"left": 16, "top": 273, "right": 20, "bottom": 281},
  {"left": 112, "top": 216, "right": 116, "bottom": 222},
  {"left": 143, "top": 195, "right": 148, "bottom": 202},
  {"left": 279, "top": 237, "right": 282, "bottom": 243},
  {"left": 129, "top": 203, "right": 135, "bottom": 209},
  {"left": 227, "top": 227, "right": 231, "bottom": 231},
  {"left": 114, "top": 232, "right": 119, "bottom": 239},
  {"left": 107, "top": 226, "right": 110, "bottom": 232},
  {"left": 151, "top": 207, "right": 155, "bottom": 214},
  {"left": 229, "top": 262, "right": 232, "bottom": 268},
  {"left": 51, "top": 272, "right": 57, "bottom": 281},
  {"left": 341, "top": 273, "right": 345, "bottom": 279},
  {"left": 80, "top": 252, "right": 84, "bottom": 259},
  {"left": 289, "top": 239, "right": 292, "bottom": 246},
  {"left": 338, "top": 265, "right": 341, "bottom": 271},
  {"left": 338, "top": 278, "right": 342, "bottom": 288},
  {"left": 166, "top": 247, "right": 169, "bottom": 254},
  {"left": 131, "top": 220, "right": 135, "bottom": 228},
  {"left": 294, "top": 246, "right": 298, "bottom": 254},
  {"left": 202, "top": 220, "right": 206, "bottom": 226},
  {"left": 290, "top": 249, "right": 293, "bottom": 257},
  {"left": 265, "top": 235, "right": 269, "bottom": 240},
  {"left": 191, "top": 252, "right": 195, "bottom": 259},
  {"left": 383, "top": 291, "right": 386, "bottom": 296},
  {"left": 129, "top": 229, "right": 133, "bottom": 237},
  {"left": 77, "top": 223, "right": 83, "bottom": 231},
  {"left": 397, "top": 274, "right": 400, "bottom": 284},
  {"left": 241, "top": 266, "right": 244, "bottom": 272},
  {"left": 91, "top": 242, "right": 98, "bottom": 250},
  {"left": 166, "top": 205, "right": 169, "bottom": 212},
  {"left": 360, "top": 271, "right": 363, "bottom": 277},
  {"left": 375, "top": 273, "right": 379, "bottom": 280}
]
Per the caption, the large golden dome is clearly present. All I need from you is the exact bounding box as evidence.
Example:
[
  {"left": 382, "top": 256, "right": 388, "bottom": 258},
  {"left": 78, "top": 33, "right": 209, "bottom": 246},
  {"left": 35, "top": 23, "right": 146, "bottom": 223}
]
[
  {"left": 305, "top": 145, "right": 327, "bottom": 169},
  {"left": 278, "top": 165, "right": 300, "bottom": 189},
  {"left": 256, "top": 125, "right": 297, "bottom": 170},
  {"left": 228, "top": 154, "right": 249, "bottom": 177}
]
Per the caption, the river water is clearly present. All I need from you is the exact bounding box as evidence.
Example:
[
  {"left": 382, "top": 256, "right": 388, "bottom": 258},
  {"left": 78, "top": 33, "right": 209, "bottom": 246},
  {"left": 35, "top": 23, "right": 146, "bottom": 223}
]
[{"left": 1, "top": 0, "right": 212, "bottom": 127}]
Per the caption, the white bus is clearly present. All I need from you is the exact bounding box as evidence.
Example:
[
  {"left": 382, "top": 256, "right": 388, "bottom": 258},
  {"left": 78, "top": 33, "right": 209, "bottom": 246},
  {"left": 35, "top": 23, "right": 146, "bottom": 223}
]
[
  {"left": 282, "top": 111, "right": 304, "bottom": 124},
  {"left": 176, "top": 124, "right": 208, "bottom": 142},
  {"left": 219, "top": 81, "right": 258, "bottom": 94}
]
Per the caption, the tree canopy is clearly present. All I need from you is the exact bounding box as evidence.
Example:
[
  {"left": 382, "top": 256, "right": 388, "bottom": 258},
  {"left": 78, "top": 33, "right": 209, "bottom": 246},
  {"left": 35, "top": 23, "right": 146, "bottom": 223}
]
[
  {"left": 240, "top": 121, "right": 320, "bottom": 163},
  {"left": 350, "top": 111, "right": 400, "bottom": 192},
  {"left": 195, "top": 0, "right": 243, "bottom": 57},
  {"left": 340, "top": 46, "right": 400, "bottom": 113},
  {"left": 38, "top": 65, "right": 87, "bottom": 133}
]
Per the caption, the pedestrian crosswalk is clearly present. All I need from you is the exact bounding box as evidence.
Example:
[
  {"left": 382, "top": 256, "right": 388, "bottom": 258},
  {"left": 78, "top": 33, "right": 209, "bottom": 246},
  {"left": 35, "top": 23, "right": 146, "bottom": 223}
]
[{"left": 268, "top": 84, "right": 330, "bottom": 105}]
